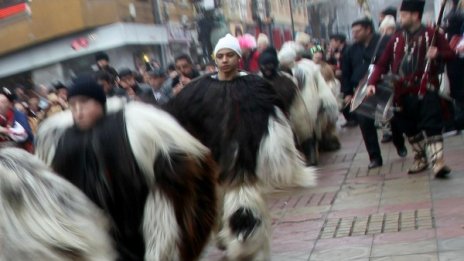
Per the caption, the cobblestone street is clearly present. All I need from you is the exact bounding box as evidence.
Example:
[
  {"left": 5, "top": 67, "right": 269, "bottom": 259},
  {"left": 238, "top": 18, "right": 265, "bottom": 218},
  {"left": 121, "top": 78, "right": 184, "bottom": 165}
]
[{"left": 204, "top": 124, "right": 464, "bottom": 261}]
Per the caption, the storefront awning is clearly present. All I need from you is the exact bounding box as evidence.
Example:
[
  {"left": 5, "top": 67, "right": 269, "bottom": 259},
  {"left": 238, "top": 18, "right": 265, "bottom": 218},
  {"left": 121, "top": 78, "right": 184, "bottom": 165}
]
[{"left": 0, "top": 22, "right": 169, "bottom": 78}]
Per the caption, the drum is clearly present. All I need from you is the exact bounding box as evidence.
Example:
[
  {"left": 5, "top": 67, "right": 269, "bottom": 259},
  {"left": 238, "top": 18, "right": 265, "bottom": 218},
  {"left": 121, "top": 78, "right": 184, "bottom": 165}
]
[{"left": 350, "top": 74, "right": 395, "bottom": 122}]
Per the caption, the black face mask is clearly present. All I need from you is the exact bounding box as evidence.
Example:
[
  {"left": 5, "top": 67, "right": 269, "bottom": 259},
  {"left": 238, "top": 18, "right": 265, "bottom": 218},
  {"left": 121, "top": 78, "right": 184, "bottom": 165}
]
[{"left": 260, "top": 63, "right": 278, "bottom": 79}]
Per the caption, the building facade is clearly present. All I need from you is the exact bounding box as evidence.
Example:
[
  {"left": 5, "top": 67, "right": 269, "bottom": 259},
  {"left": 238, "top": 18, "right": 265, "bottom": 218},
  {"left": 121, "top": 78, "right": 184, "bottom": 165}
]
[
  {"left": 0, "top": 0, "right": 194, "bottom": 87},
  {"left": 219, "top": 0, "right": 309, "bottom": 49},
  {"left": 0, "top": 0, "right": 319, "bottom": 87}
]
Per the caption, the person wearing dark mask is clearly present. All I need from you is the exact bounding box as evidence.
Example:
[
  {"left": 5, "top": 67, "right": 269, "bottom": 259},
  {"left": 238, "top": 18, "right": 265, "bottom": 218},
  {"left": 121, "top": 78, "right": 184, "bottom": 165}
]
[{"left": 259, "top": 47, "right": 297, "bottom": 112}]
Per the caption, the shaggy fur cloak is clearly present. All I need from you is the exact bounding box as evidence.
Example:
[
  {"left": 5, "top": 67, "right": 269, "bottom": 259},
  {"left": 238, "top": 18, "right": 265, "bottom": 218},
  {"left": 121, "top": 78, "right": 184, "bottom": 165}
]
[
  {"left": 0, "top": 148, "right": 116, "bottom": 261},
  {"left": 35, "top": 99, "right": 218, "bottom": 260},
  {"left": 166, "top": 73, "right": 316, "bottom": 260}
]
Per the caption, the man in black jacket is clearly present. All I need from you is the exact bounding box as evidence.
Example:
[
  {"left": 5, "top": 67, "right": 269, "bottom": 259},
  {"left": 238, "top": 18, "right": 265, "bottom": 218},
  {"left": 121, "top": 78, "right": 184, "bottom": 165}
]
[
  {"left": 171, "top": 54, "right": 201, "bottom": 96},
  {"left": 95, "top": 52, "right": 118, "bottom": 82},
  {"left": 342, "top": 18, "right": 389, "bottom": 169}
]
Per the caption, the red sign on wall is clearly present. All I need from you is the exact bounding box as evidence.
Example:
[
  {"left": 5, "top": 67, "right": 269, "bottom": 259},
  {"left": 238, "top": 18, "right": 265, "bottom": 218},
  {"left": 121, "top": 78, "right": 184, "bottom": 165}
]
[{"left": 0, "top": 0, "right": 29, "bottom": 20}]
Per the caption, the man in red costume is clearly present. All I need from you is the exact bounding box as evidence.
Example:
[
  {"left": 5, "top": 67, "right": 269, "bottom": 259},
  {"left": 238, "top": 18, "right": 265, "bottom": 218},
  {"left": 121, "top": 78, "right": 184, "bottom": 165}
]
[{"left": 367, "top": 0, "right": 455, "bottom": 178}]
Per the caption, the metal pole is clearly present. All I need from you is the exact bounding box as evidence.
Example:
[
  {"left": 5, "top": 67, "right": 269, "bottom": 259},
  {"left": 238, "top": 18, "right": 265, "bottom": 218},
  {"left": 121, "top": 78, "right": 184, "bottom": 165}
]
[
  {"left": 289, "top": 0, "right": 295, "bottom": 39},
  {"left": 152, "top": 0, "right": 163, "bottom": 24}
]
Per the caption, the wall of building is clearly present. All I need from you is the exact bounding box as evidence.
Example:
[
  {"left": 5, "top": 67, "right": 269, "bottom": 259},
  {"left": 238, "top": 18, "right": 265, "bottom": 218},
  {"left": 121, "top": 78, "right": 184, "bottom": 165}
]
[
  {"left": 0, "top": 0, "right": 155, "bottom": 56},
  {"left": 271, "top": 0, "right": 308, "bottom": 31},
  {"left": 220, "top": 0, "right": 309, "bottom": 38},
  {"left": 32, "top": 63, "right": 65, "bottom": 86}
]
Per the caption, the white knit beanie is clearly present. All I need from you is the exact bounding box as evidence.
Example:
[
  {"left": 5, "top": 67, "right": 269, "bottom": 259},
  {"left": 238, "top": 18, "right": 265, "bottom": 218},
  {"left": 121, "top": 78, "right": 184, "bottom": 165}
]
[{"left": 213, "top": 34, "right": 242, "bottom": 58}]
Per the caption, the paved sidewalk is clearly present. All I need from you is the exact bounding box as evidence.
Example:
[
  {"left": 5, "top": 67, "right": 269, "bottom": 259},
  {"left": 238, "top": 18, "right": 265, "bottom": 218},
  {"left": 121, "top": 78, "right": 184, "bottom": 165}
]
[{"left": 203, "top": 126, "right": 464, "bottom": 261}]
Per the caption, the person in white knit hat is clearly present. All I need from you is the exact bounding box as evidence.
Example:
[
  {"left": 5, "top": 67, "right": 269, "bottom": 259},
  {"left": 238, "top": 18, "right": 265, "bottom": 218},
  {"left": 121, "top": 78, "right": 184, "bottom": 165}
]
[
  {"left": 167, "top": 33, "right": 317, "bottom": 260},
  {"left": 213, "top": 33, "right": 242, "bottom": 58}
]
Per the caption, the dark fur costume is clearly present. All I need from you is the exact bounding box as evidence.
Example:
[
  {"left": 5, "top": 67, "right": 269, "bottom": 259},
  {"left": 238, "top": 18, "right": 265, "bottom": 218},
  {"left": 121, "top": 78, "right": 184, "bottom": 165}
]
[
  {"left": 53, "top": 111, "right": 148, "bottom": 260},
  {"left": 167, "top": 73, "right": 316, "bottom": 259},
  {"left": 36, "top": 101, "right": 218, "bottom": 260},
  {"left": 265, "top": 72, "right": 299, "bottom": 114},
  {"left": 167, "top": 73, "right": 284, "bottom": 186}
]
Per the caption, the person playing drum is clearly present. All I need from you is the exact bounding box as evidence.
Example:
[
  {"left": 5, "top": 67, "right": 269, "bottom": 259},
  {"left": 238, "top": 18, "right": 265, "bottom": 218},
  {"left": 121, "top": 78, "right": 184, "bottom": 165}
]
[{"left": 367, "top": 0, "right": 455, "bottom": 178}]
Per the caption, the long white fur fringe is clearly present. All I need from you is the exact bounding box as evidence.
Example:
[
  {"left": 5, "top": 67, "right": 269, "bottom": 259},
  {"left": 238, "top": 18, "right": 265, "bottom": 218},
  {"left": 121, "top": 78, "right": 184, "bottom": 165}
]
[
  {"left": 0, "top": 148, "right": 116, "bottom": 261},
  {"left": 257, "top": 107, "right": 317, "bottom": 190}
]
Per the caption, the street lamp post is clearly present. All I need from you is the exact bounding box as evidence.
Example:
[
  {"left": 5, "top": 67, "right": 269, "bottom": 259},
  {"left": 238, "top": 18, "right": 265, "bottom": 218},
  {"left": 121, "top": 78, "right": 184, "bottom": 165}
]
[{"left": 289, "top": 0, "right": 295, "bottom": 39}]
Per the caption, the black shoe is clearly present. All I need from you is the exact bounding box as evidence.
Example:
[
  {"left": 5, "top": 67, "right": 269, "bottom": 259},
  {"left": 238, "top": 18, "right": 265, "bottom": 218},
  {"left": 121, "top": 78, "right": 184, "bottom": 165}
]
[
  {"left": 368, "top": 159, "right": 383, "bottom": 169},
  {"left": 435, "top": 166, "right": 451, "bottom": 179},
  {"left": 396, "top": 146, "right": 408, "bottom": 158},
  {"left": 381, "top": 134, "right": 393, "bottom": 143}
]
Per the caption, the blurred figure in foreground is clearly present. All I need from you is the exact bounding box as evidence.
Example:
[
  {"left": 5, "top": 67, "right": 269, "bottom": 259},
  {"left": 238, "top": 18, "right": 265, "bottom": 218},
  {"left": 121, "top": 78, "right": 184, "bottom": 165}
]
[{"left": 35, "top": 77, "right": 218, "bottom": 260}]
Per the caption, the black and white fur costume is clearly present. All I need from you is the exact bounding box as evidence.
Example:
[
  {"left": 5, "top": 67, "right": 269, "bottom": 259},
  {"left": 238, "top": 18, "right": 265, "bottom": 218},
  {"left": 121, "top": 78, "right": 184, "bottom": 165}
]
[
  {"left": 35, "top": 98, "right": 218, "bottom": 260},
  {"left": 278, "top": 42, "right": 340, "bottom": 165},
  {"left": 0, "top": 148, "right": 116, "bottom": 260},
  {"left": 167, "top": 72, "right": 316, "bottom": 260}
]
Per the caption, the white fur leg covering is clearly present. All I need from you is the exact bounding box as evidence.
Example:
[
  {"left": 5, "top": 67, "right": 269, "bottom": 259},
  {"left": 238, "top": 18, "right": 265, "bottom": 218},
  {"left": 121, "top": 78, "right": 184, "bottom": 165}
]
[
  {"left": 315, "top": 71, "right": 340, "bottom": 123},
  {"left": 0, "top": 148, "right": 115, "bottom": 261},
  {"left": 217, "top": 184, "right": 270, "bottom": 261},
  {"left": 257, "top": 107, "right": 317, "bottom": 189},
  {"left": 143, "top": 188, "right": 180, "bottom": 261},
  {"left": 290, "top": 66, "right": 320, "bottom": 142}
]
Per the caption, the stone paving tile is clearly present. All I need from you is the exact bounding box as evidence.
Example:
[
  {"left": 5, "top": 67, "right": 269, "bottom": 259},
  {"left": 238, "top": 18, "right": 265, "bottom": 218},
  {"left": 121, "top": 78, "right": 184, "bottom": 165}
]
[
  {"left": 371, "top": 240, "right": 437, "bottom": 257},
  {"left": 438, "top": 236, "right": 464, "bottom": 251},
  {"left": 202, "top": 125, "right": 464, "bottom": 260},
  {"left": 378, "top": 201, "right": 433, "bottom": 213},
  {"left": 373, "top": 229, "right": 436, "bottom": 245},
  {"left": 433, "top": 198, "right": 464, "bottom": 228},
  {"left": 271, "top": 238, "right": 314, "bottom": 254},
  {"left": 310, "top": 245, "right": 372, "bottom": 261},
  {"left": 273, "top": 221, "right": 323, "bottom": 241},
  {"left": 369, "top": 253, "right": 438, "bottom": 261},
  {"left": 436, "top": 226, "right": 464, "bottom": 240},
  {"left": 345, "top": 176, "right": 385, "bottom": 184},
  {"left": 438, "top": 250, "right": 464, "bottom": 261},
  {"left": 430, "top": 174, "right": 464, "bottom": 200},
  {"left": 328, "top": 206, "right": 379, "bottom": 219},
  {"left": 272, "top": 254, "right": 308, "bottom": 261},
  {"left": 332, "top": 183, "right": 382, "bottom": 210},
  {"left": 312, "top": 235, "right": 373, "bottom": 251},
  {"left": 279, "top": 207, "right": 326, "bottom": 223}
]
